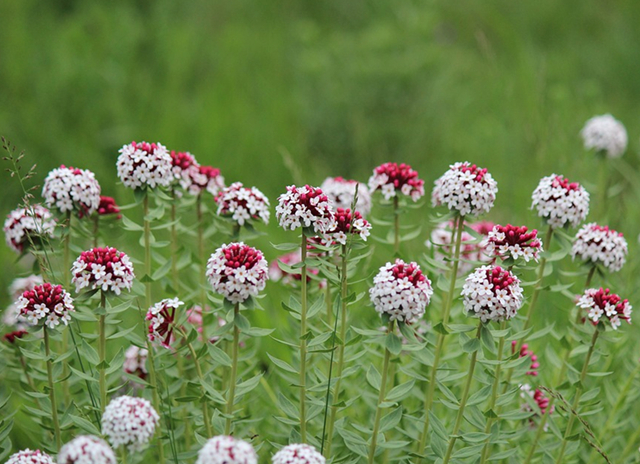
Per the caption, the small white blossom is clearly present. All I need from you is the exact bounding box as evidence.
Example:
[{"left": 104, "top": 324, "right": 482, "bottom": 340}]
[
  {"left": 58, "top": 435, "right": 117, "bottom": 464},
  {"left": 581, "top": 114, "right": 628, "bottom": 158},
  {"left": 196, "top": 436, "right": 258, "bottom": 464},
  {"left": 571, "top": 223, "right": 627, "bottom": 273},
  {"left": 101, "top": 395, "right": 159, "bottom": 452}
]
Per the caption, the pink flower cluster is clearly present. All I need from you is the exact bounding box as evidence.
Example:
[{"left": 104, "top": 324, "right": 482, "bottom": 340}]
[
  {"left": 196, "top": 436, "right": 258, "bottom": 464},
  {"left": 486, "top": 224, "right": 543, "bottom": 263},
  {"left": 520, "top": 384, "right": 554, "bottom": 429},
  {"left": 97, "top": 196, "right": 121, "bottom": 218},
  {"left": 581, "top": 114, "right": 628, "bottom": 158},
  {"left": 71, "top": 247, "right": 135, "bottom": 295},
  {"left": 577, "top": 287, "right": 632, "bottom": 330},
  {"left": 192, "top": 165, "right": 226, "bottom": 197},
  {"left": 170, "top": 151, "right": 201, "bottom": 193},
  {"left": 531, "top": 174, "right": 590, "bottom": 229},
  {"left": 432, "top": 162, "right": 498, "bottom": 216},
  {"left": 426, "top": 221, "right": 494, "bottom": 275},
  {"left": 16, "top": 283, "right": 74, "bottom": 329},
  {"left": 215, "top": 182, "right": 270, "bottom": 226},
  {"left": 369, "top": 259, "right": 433, "bottom": 324},
  {"left": 276, "top": 185, "right": 336, "bottom": 234},
  {"left": 123, "top": 345, "right": 148, "bottom": 380},
  {"left": 572, "top": 223, "right": 628, "bottom": 273},
  {"left": 462, "top": 265, "right": 523, "bottom": 323},
  {"left": 101, "top": 395, "right": 159, "bottom": 452},
  {"left": 4, "top": 275, "right": 43, "bottom": 329},
  {"left": 368, "top": 162, "right": 424, "bottom": 201},
  {"left": 117, "top": 141, "right": 174, "bottom": 189},
  {"left": 206, "top": 242, "right": 269, "bottom": 303},
  {"left": 272, "top": 444, "right": 326, "bottom": 464},
  {"left": 58, "top": 435, "right": 117, "bottom": 464},
  {"left": 5, "top": 449, "right": 55, "bottom": 464},
  {"left": 321, "top": 177, "right": 372, "bottom": 215},
  {"left": 42, "top": 165, "right": 101, "bottom": 217},
  {"left": 323, "top": 208, "right": 372, "bottom": 245},
  {"left": 512, "top": 341, "right": 540, "bottom": 376},
  {"left": 4, "top": 204, "right": 56, "bottom": 253},
  {"left": 3, "top": 330, "right": 28, "bottom": 344},
  {"left": 147, "top": 298, "right": 183, "bottom": 349}
]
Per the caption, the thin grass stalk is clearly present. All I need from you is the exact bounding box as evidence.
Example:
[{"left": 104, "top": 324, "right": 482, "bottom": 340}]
[
  {"left": 61, "top": 211, "right": 72, "bottom": 404},
  {"left": 170, "top": 189, "right": 179, "bottom": 292},
  {"left": 196, "top": 194, "right": 209, "bottom": 344},
  {"left": 393, "top": 196, "right": 400, "bottom": 254},
  {"left": 299, "top": 231, "right": 309, "bottom": 443},
  {"left": 44, "top": 329, "right": 61, "bottom": 450},
  {"left": 521, "top": 225, "right": 553, "bottom": 335},
  {"left": 93, "top": 215, "right": 99, "bottom": 248},
  {"left": 183, "top": 336, "right": 213, "bottom": 437},
  {"left": 98, "top": 291, "right": 107, "bottom": 413},
  {"left": 225, "top": 303, "right": 241, "bottom": 435}
]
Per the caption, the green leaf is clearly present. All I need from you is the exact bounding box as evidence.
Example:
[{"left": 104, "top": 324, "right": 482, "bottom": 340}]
[
  {"left": 234, "top": 312, "right": 250, "bottom": 331},
  {"left": 267, "top": 353, "right": 298, "bottom": 374},
  {"left": 386, "top": 380, "right": 415, "bottom": 402},
  {"left": 385, "top": 332, "right": 402, "bottom": 356},
  {"left": 69, "top": 415, "right": 101, "bottom": 436},
  {"left": 480, "top": 324, "right": 496, "bottom": 353},
  {"left": 462, "top": 338, "right": 481, "bottom": 353},
  {"left": 366, "top": 365, "right": 381, "bottom": 390},
  {"left": 235, "top": 373, "right": 263, "bottom": 397},
  {"left": 379, "top": 407, "right": 403, "bottom": 433}
]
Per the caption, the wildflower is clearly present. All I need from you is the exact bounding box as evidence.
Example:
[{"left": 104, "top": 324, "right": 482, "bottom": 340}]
[
  {"left": 101, "top": 395, "right": 159, "bottom": 452},
  {"left": 3, "top": 330, "right": 28, "bottom": 343},
  {"left": 16, "top": 283, "right": 74, "bottom": 329},
  {"left": 191, "top": 165, "right": 225, "bottom": 196},
  {"left": 206, "top": 242, "right": 269, "bottom": 304},
  {"left": 321, "top": 176, "right": 372, "bottom": 215},
  {"left": 462, "top": 265, "right": 523, "bottom": 323},
  {"left": 369, "top": 259, "right": 433, "bottom": 324},
  {"left": 3, "top": 204, "right": 56, "bottom": 253},
  {"left": 275, "top": 185, "right": 336, "bottom": 234},
  {"left": 368, "top": 162, "right": 424, "bottom": 202},
  {"left": 426, "top": 220, "right": 493, "bottom": 275},
  {"left": 215, "top": 182, "right": 270, "bottom": 226},
  {"left": 170, "top": 151, "right": 202, "bottom": 193},
  {"left": 71, "top": 247, "right": 135, "bottom": 295},
  {"left": 572, "top": 223, "right": 627, "bottom": 273},
  {"left": 511, "top": 341, "right": 540, "bottom": 376},
  {"left": 42, "top": 165, "right": 101, "bottom": 217},
  {"left": 97, "top": 196, "right": 122, "bottom": 218},
  {"left": 4, "top": 275, "right": 43, "bottom": 329},
  {"left": 123, "top": 345, "right": 148, "bottom": 380},
  {"left": 58, "top": 435, "right": 117, "bottom": 464},
  {"left": 322, "top": 208, "right": 372, "bottom": 245},
  {"left": 432, "top": 162, "right": 498, "bottom": 216},
  {"left": 116, "top": 141, "right": 173, "bottom": 189},
  {"left": 577, "top": 287, "right": 632, "bottom": 330},
  {"left": 486, "top": 224, "right": 543, "bottom": 263},
  {"left": 196, "top": 435, "right": 258, "bottom": 464},
  {"left": 580, "top": 114, "right": 628, "bottom": 158},
  {"left": 5, "top": 449, "right": 55, "bottom": 464},
  {"left": 272, "top": 444, "right": 326, "bottom": 464},
  {"left": 520, "top": 384, "right": 554, "bottom": 429},
  {"left": 147, "top": 298, "right": 183, "bottom": 349},
  {"left": 531, "top": 174, "right": 589, "bottom": 229}
]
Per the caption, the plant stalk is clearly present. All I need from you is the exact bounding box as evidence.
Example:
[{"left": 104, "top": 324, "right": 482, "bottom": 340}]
[
  {"left": 170, "top": 189, "right": 179, "bottom": 292},
  {"left": 99, "top": 291, "right": 107, "bottom": 413},
  {"left": 225, "top": 303, "right": 241, "bottom": 435},
  {"left": 393, "top": 195, "right": 400, "bottom": 254},
  {"left": 44, "top": 329, "right": 62, "bottom": 450},
  {"left": 299, "top": 231, "right": 309, "bottom": 443},
  {"left": 197, "top": 194, "right": 209, "bottom": 344}
]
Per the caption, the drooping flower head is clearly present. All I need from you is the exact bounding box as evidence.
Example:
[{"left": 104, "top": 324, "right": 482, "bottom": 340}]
[
  {"left": 580, "top": 114, "right": 628, "bottom": 158},
  {"left": 368, "top": 162, "right": 425, "bottom": 202},
  {"left": 322, "top": 208, "right": 372, "bottom": 245},
  {"left": 71, "top": 247, "right": 135, "bottom": 295},
  {"left": 58, "top": 435, "right": 117, "bottom": 464},
  {"left": 426, "top": 220, "right": 494, "bottom": 275},
  {"left": 486, "top": 224, "right": 543, "bottom": 263},
  {"left": 4, "top": 204, "right": 56, "bottom": 253},
  {"left": 321, "top": 177, "right": 372, "bottom": 216},
  {"left": 511, "top": 341, "right": 540, "bottom": 376},
  {"left": 4, "top": 275, "right": 43, "bottom": 329},
  {"left": 123, "top": 345, "right": 148, "bottom": 381},
  {"left": 207, "top": 242, "right": 269, "bottom": 304},
  {"left": 117, "top": 141, "right": 173, "bottom": 190},
  {"left": 462, "top": 265, "right": 523, "bottom": 323},
  {"left": 577, "top": 287, "right": 631, "bottom": 330},
  {"left": 215, "top": 182, "right": 270, "bottom": 226},
  {"left": 5, "top": 449, "right": 55, "bottom": 464},
  {"left": 276, "top": 185, "right": 336, "bottom": 234},
  {"left": 97, "top": 196, "right": 122, "bottom": 218},
  {"left": 531, "top": 174, "right": 589, "bottom": 229},
  {"left": 42, "top": 165, "right": 101, "bottom": 217},
  {"left": 170, "top": 151, "right": 201, "bottom": 193},
  {"left": 16, "top": 283, "right": 74, "bottom": 329},
  {"left": 196, "top": 436, "right": 258, "bottom": 464},
  {"left": 369, "top": 259, "right": 433, "bottom": 324},
  {"left": 272, "top": 444, "right": 326, "bottom": 464},
  {"left": 101, "top": 395, "right": 159, "bottom": 452},
  {"left": 571, "top": 223, "right": 628, "bottom": 273},
  {"left": 432, "top": 162, "right": 498, "bottom": 216},
  {"left": 520, "top": 384, "right": 554, "bottom": 429},
  {"left": 146, "top": 298, "right": 183, "bottom": 349},
  {"left": 191, "top": 165, "right": 225, "bottom": 197}
]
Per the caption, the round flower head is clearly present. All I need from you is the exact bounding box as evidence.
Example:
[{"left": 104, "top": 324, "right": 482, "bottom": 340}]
[
  {"left": 531, "top": 174, "right": 590, "bottom": 229},
  {"left": 368, "top": 162, "right": 425, "bottom": 202},
  {"left": 462, "top": 265, "right": 523, "bottom": 323},
  {"left": 215, "top": 182, "right": 270, "bottom": 226},
  {"left": 4, "top": 275, "right": 43, "bottom": 329},
  {"left": 97, "top": 196, "right": 122, "bottom": 218},
  {"left": 170, "top": 150, "right": 202, "bottom": 193},
  {"left": 101, "top": 395, "right": 159, "bottom": 452},
  {"left": 116, "top": 141, "right": 173, "bottom": 189},
  {"left": 577, "top": 287, "right": 632, "bottom": 330},
  {"left": 16, "top": 283, "right": 74, "bottom": 329},
  {"left": 580, "top": 114, "right": 628, "bottom": 158},
  {"left": 191, "top": 165, "right": 226, "bottom": 197},
  {"left": 5, "top": 449, "right": 55, "bottom": 464},
  {"left": 512, "top": 341, "right": 540, "bottom": 376},
  {"left": 146, "top": 298, "right": 183, "bottom": 349},
  {"left": 123, "top": 345, "right": 148, "bottom": 380},
  {"left": 71, "top": 247, "right": 135, "bottom": 295},
  {"left": 486, "top": 224, "right": 543, "bottom": 263},
  {"left": 4, "top": 204, "right": 56, "bottom": 253},
  {"left": 321, "top": 177, "right": 372, "bottom": 216},
  {"left": 272, "top": 444, "right": 325, "bottom": 464},
  {"left": 275, "top": 185, "right": 336, "bottom": 234},
  {"left": 426, "top": 221, "right": 493, "bottom": 275},
  {"left": 42, "top": 165, "right": 101, "bottom": 217},
  {"left": 571, "top": 223, "right": 628, "bottom": 273},
  {"left": 58, "top": 435, "right": 117, "bottom": 464},
  {"left": 196, "top": 436, "right": 258, "bottom": 464},
  {"left": 206, "top": 242, "right": 269, "bottom": 304},
  {"left": 322, "top": 208, "right": 372, "bottom": 245},
  {"left": 369, "top": 259, "right": 433, "bottom": 324},
  {"left": 432, "top": 162, "right": 498, "bottom": 216}
]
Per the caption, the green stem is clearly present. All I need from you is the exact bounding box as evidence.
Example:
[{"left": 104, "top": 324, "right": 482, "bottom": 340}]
[
  {"left": 442, "top": 322, "right": 483, "bottom": 464},
  {"left": 598, "top": 153, "right": 609, "bottom": 220},
  {"left": 61, "top": 211, "right": 72, "bottom": 405},
  {"left": 120, "top": 447, "right": 127, "bottom": 464},
  {"left": 575, "top": 266, "right": 596, "bottom": 324},
  {"left": 99, "top": 292, "right": 107, "bottom": 413},
  {"left": 186, "top": 340, "right": 213, "bottom": 437},
  {"left": 368, "top": 320, "right": 395, "bottom": 464},
  {"left": 522, "top": 225, "right": 553, "bottom": 335},
  {"left": 145, "top": 338, "right": 166, "bottom": 463},
  {"left": 44, "top": 329, "right": 61, "bottom": 451},
  {"left": 93, "top": 215, "right": 99, "bottom": 248},
  {"left": 393, "top": 196, "right": 400, "bottom": 255},
  {"left": 16, "top": 349, "right": 41, "bottom": 408},
  {"left": 225, "top": 303, "right": 240, "bottom": 435},
  {"left": 621, "top": 416, "right": 640, "bottom": 459},
  {"left": 299, "top": 231, "right": 308, "bottom": 443},
  {"left": 325, "top": 284, "right": 332, "bottom": 327},
  {"left": 197, "top": 194, "right": 209, "bottom": 344},
  {"left": 170, "top": 190, "right": 179, "bottom": 292}
]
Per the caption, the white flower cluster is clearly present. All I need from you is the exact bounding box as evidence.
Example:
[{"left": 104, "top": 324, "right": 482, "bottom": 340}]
[
  {"left": 123, "top": 345, "right": 148, "bottom": 379},
  {"left": 485, "top": 224, "right": 543, "bottom": 263},
  {"left": 206, "top": 242, "right": 269, "bottom": 304},
  {"left": 5, "top": 450, "right": 55, "bottom": 464},
  {"left": 196, "top": 436, "right": 258, "bottom": 464},
  {"left": 216, "top": 182, "right": 271, "bottom": 226},
  {"left": 531, "top": 174, "right": 589, "bottom": 229},
  {"left": 3, "top": 204, "right": 56, "bottom": 253},
  {"left": 272, "top": 444, "right": 326, "bottom": 464},
  {"left": 462, "top": 265, "right": 523, "bottom": 323},
  {"left": 577, "top": 287, "right": 632, "bottom": 330},
  {"left": 275, "top": 185, "right": 336, "bottom": 234},
  {"left": 571, "top": 223, "right": 627, "bottom": 273},
  {"left": 117, "top": 141, "right": 174, "bottom": 189},
  {"left": 16, "top": 283, "right": 75, "bottom": 329},
  {"left": 101, "top": 395, "right": 159, "bottom": 452},
  {"left": 147, "top": 297, "right": 183, "bottom": 348},
  {"left": 426, "top": 221, "right": 492, "bottom": 275},
  {"left": 431, "top": 162, "right": 498, "bottom": 216},
  {"left": 580, "top": 114, "right": 628, "bottom": 158},
  {"left": 171, "top": 151, "right": 202, "bottom": 194},
  {"left": 71, "top": 247, "right": 135, "bottom": 295},
  {"left": 320, "top": 177, "right": 372, "bottom": 216},
  {"left": 3, "top": 275, "right": 43, "bottom": 328},
  {"left": 369, "top": 259, "right": 433, "bottom": 324},
  {"left": 192, "top": 166, "right": 226, "bottom": 197},
  {"left": 58, "top": 435, "right": 117, "bottom": 464},
  {"left": 42, "top": 165, "right": 101, "bottom": 216}
]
